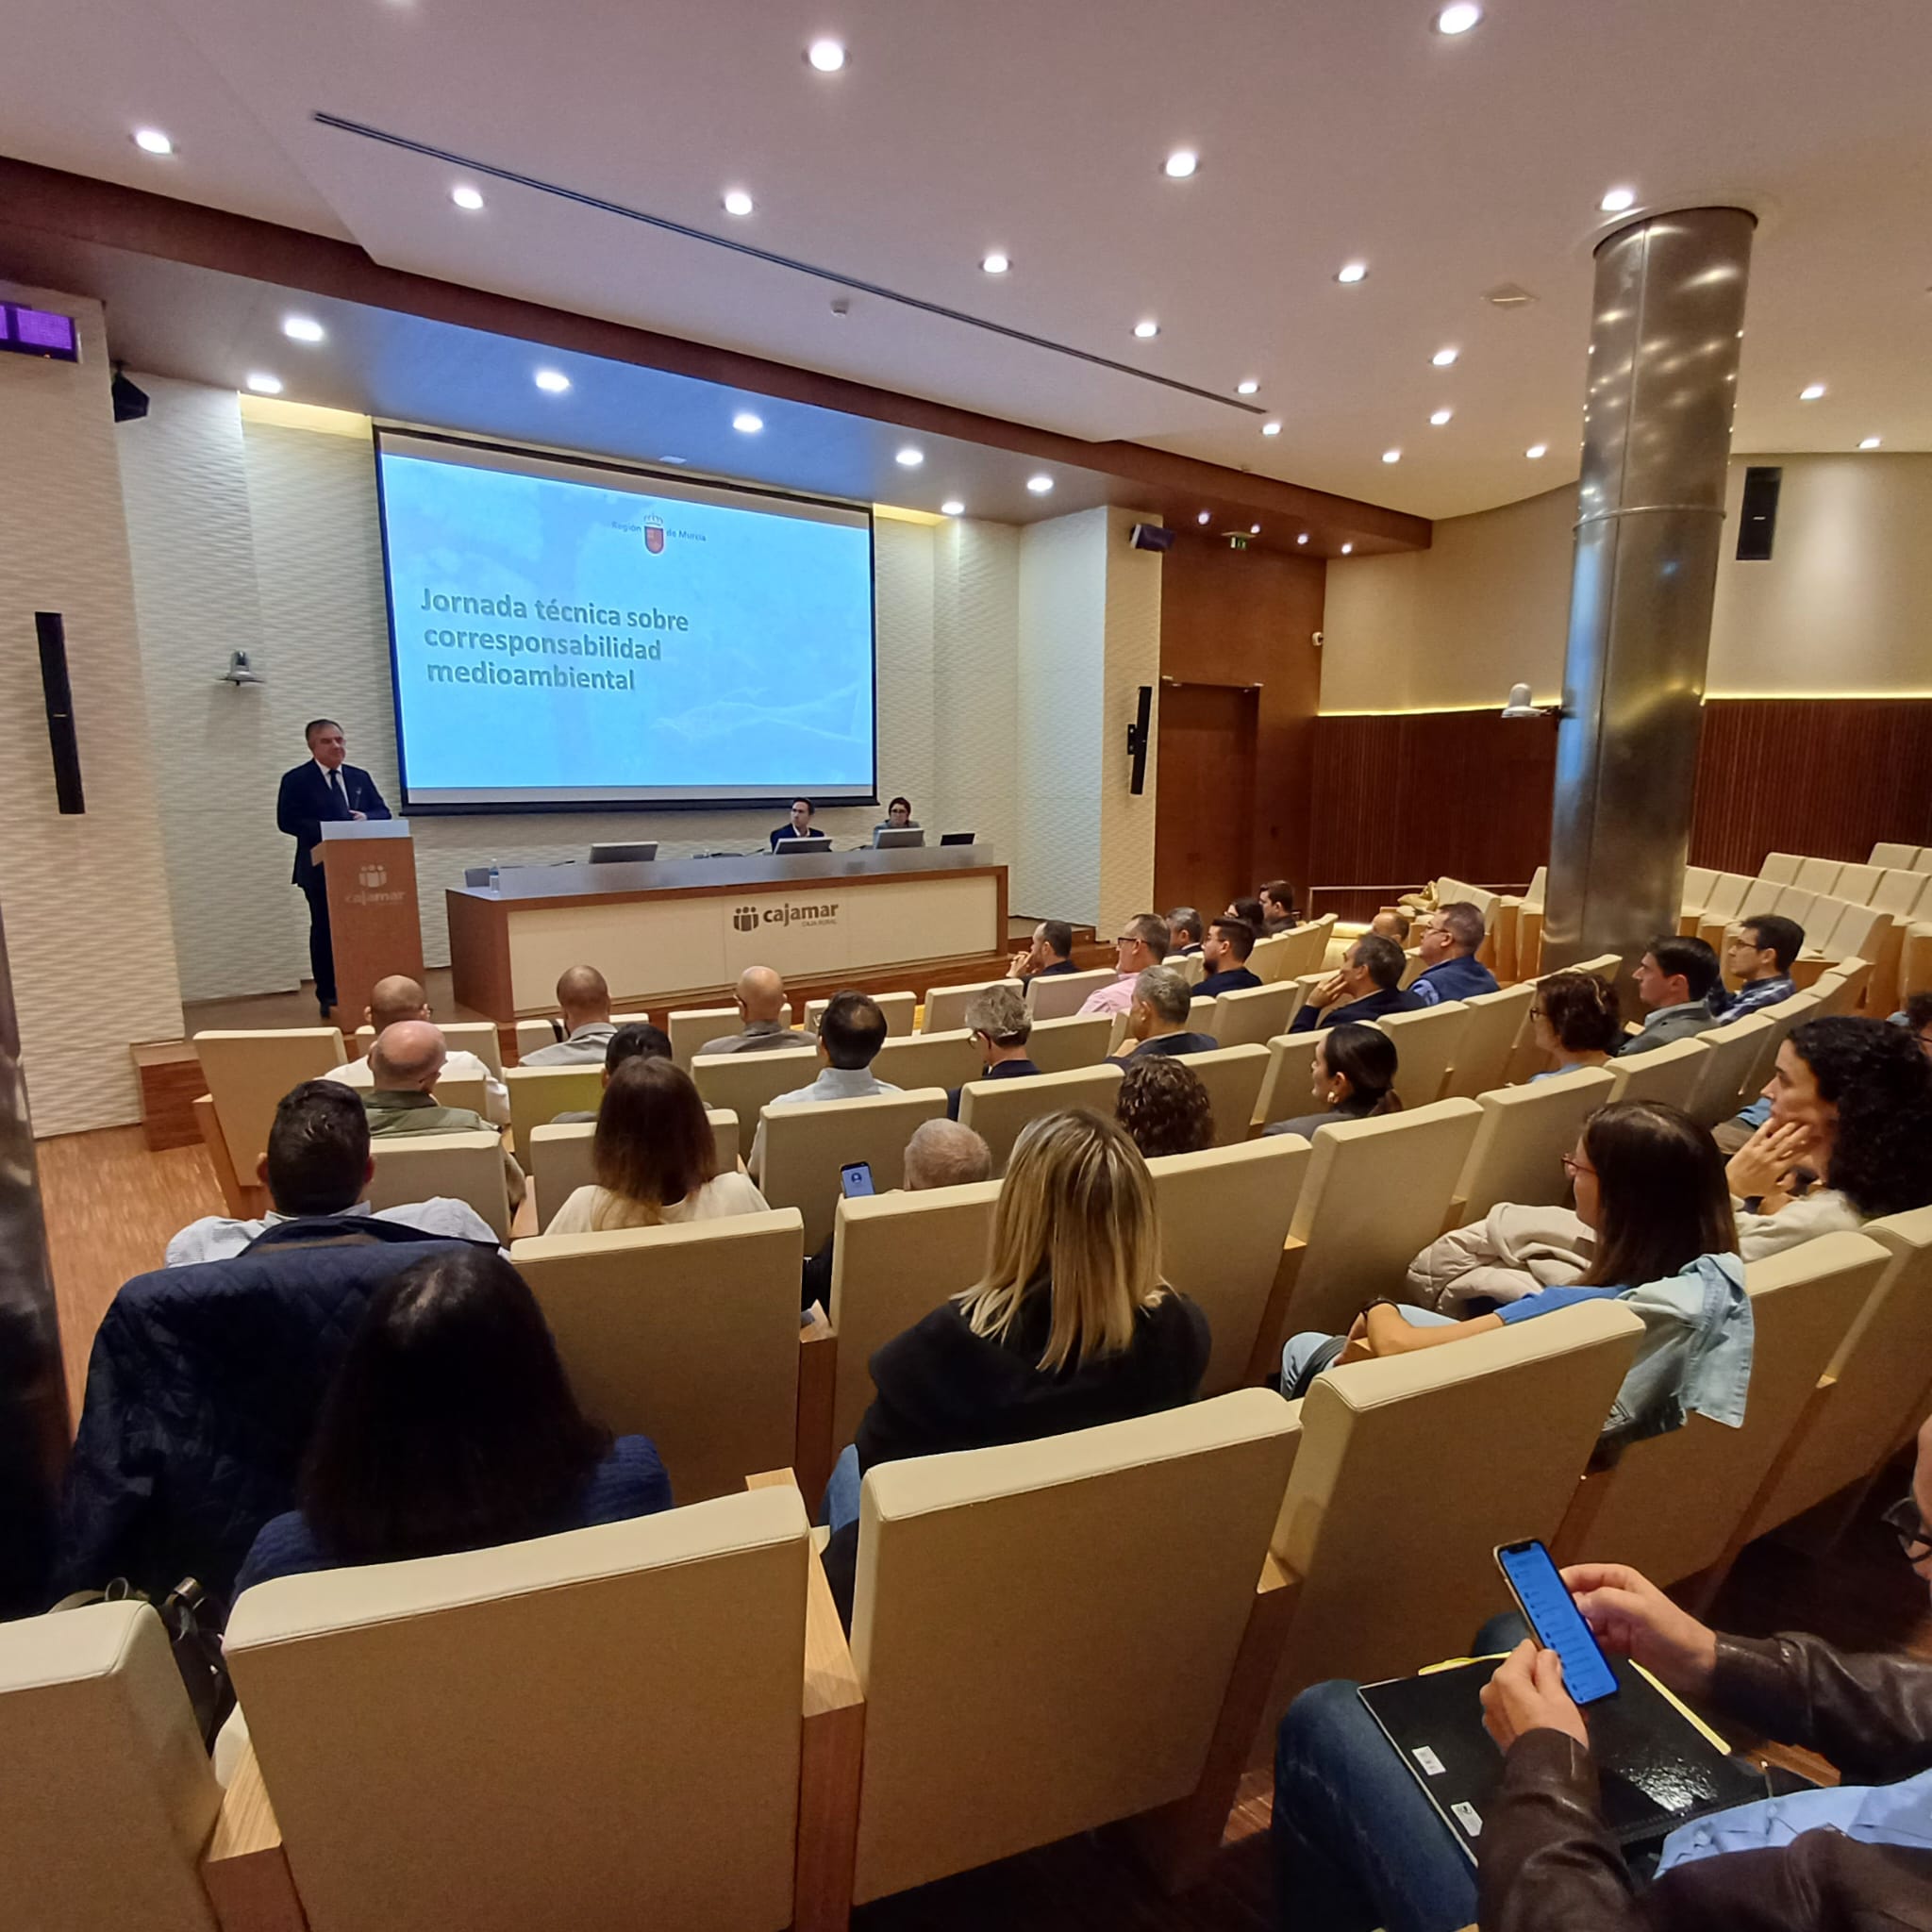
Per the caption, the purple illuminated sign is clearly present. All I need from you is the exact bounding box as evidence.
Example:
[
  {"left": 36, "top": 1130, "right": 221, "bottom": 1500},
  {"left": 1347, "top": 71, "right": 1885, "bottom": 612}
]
[{"left": 1, "top": 305, "right": 81, "bottom": 362}]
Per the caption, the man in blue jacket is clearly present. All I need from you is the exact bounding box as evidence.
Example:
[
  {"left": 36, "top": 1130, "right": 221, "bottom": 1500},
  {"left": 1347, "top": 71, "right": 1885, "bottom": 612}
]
[
  {"left": 1291, "top": 935, "right": 1424, "bottom": 1032},
  {"left": 1409, "top": 901, "right": 1499, "bottom": 1007}
]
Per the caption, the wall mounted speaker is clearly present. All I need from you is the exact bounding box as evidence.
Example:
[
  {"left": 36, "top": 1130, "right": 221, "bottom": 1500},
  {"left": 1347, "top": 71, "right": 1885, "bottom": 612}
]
[
  {"left": 1126, "top": 683, "right": 1153, "bottom": 795},
  {"left": 35, "top": 613, "right": 85, "bottom": 814},
  {"left": 1736, "top": 465, "right": 1782, "bottom": 561},
  {"left": 1128, "top": 523, "right": 1175, "bottom": 553}
]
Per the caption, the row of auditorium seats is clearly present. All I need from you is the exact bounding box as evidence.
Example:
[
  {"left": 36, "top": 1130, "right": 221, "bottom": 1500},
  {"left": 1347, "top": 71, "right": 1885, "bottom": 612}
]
[{"left": 20, "top": 1197, "right": 1932, "bottom": 1932}]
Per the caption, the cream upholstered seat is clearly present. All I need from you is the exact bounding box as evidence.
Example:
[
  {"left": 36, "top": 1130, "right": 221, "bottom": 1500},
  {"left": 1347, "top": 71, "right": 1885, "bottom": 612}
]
[
  {"left": 0, "top": 1601, "right": 223, "bottom": 1932},
  {"left": 512, "top": 1210, "right": 806, "bottom": 1502},
  {"left": 1605, "top": 1034, "right": 1709, "bottom": 1110},
  {"left": 1682, "top": 862, "right": 1717, "bottom": 908},
  {"left": 1757, "top": 851, "right": 1804, "bottom": 887},
  {"left": 805, "top": 992, "right": 916, "bottom": 1037},
  {"left": 921, "top": 979, "right": 1022, "bottom": 1033},
  {"left": 1442, "top": 982, "right": 1536, "bottom": 1101},
  {"left": 356, "top": 1019, "right": 505, "bottom": 1077},
  {"left": 1553, "top": 1231, "right": 1890, "bottom": 1587},
  {"left": 1147, "top": 1138, "right": 1312, "bottom": 1392},
  {"left": 1188, "top": 995, "right": 1220, "bottom": 1034},
  {"left": 1024, "top": 1011, "right": 1115, "bottom": 1073},
  {"left": 502, "top": 1064, "right": 604, "bottom": 1157},
  {"left": 1171, "top": 1043, "right": 1271, "bottom": 1147},
  {"left": 225, "top": 1491, "right": 814, "bottom": 1932},
  {"left": 512, "top": 1017, "right": 559, "bottom": 1060},
  {"left": 1872, "top": 841, "right": 1923, "bottom": 869},
  {"left": 195, "top": 1025, "right": 347, "bottom": 1184},
  {"left": 1455, "top": 1067, "right": 1614, "bottom": 1222},
  {"left": 1282, "top": 1099, "right": 1485, "bottom": 1336},
  {"left": 871, "top": 1029, "right": 985, "bottom": 1092},
  {"left": 1873, "top": 868, "right": 1932, "bottom": 922},
  {"left": 428, "top": 1071, "right": 489, "bottom": 1118},
  {"left": 670, "top": 1003, "right": 792, "bottom": 1067},
  {"left": 527, "top": 1110, "right": 740, "bottom": 1225},
  {"left": 1793, "top": 857, "right": 1842, "bottom": 895},
  {"left": 1738, "top": 1209, "right": 1932, "bottom": 1541},
  {"left": 1208, "top": 979, "right": 1304, "bottom": 1048},
  {"left": 1681, "top": 1013, "right": 1775, "bottom": 1125},
  {"left": 826, "top": 1181, "right": 1001, "bottom": 1456},
  {"left": 1174, "top": 951, "right": 1208, "bottom": 987},
  {"left": 691, "top": 1046, "right": 822, "bottom": 1142},
  {"left": 366, "top": 1129, "right": 510, "bottom": 1241},
  {"left": 958, "top": 1062, "right": 1124, "bottom": 1175},
  {"left": 1811, "top": 958, "right": 1871, "bottom": 1016},
  {"left": 845, "top": 1391, "right": 1299, "bottom": 1905},
  {"left": 1257, "top": 1301, "right": 1643, "bottom": 1745},
  {"left": 1699, "top": 874, "right": 1754, "bottom": 927},
  {"left": 758, "top": 1090, "right": 949, "bottom": 1247},
  {"left": 1834, "top": 861, "right": 1884, "bottom": 903},
  {"left": 1254, "top": 1033, "right": 1325, "bottom": 1128},
  {"left": 1823, "top": 901, "right": 1889, "bottom": 967},
  {"left": 1774, "top": 884, "right": 1819, "bottom": 929},
  {"left": 1024, "top": 967, "right": 1116, "bottom": 1022},
  {"left": 1374, "top": 1001, "right": 1473, "bottom": 1109},
  {"left": 1245, "top": 930, "right": 1293, "bottom": 984}
]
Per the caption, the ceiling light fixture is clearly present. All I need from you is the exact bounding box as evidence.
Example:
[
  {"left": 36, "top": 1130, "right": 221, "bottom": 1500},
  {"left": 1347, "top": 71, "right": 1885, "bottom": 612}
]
[
  {"left": 534, "top": 369, "right": 572, "bottom": 393},
  {"left": 1599, "top": 186, "right": 1637, "bottom": 213},
  {"left": 1197, "top": 510, "right": 1211, "bottom": 524},
  {"left": 1133, "top": 319, "right": 1160, "bottom": 339},
  {"left": 1250, "top": 524, "right": 1261, "bottom": 536},
  {"left": 732, "top": 410, "right": 764, "bottom": 433},
  {"left": 1336, "top": 260, "right": 1368, "bottom": 284},
  {"left": 1026, "top": 474, "right": 1054, "bottom": 493},
  {"left": 451, "top": 184, "right": 485, "bottom": 210},
  {"left": 894, "top": 446, "right": 924, "bottom": 467},
  {"left": 1296, "top": 533, "right": 1308, "bottom": 545},
  {"left": 1430, "top": 408, "right": 1453, "bottom": 426},
  {"left": 1525, "top": 442, "right": 1547, "bottom": 458},
  {"left": 1431, "top": 347, "right": 1458, "bottom": 367},
  {"left": 723, "top": 189, "right": 755, "bottom": 216},
  {"left": 980, "top": 252, "right": 1010, "bottom": 275},
  {"left": 807, "top": 38, "right": 846, "bottom": 71},
  {"left": 1341, "top": 542, "right": 1354, "bottom": 555},
  {"left": 1859, "top": 436, "right": 1882, "bottom": 450},
  {"left": 941, "top": 499, "right": 965, "bottom": 515},
  {"left": 1163, "top": 149, "right": 1198, "bottom": 179},
  {"left": 282, "top": 316, "right": 325, "bottom": 343},
  {"left": 1434, "top": 3, "right": 1482, "bottom": 34},
  {"left": 1799, "top": 383, "right": 1826, "bottom": 401},
  {"left": 1382, "top": 448, "right": 1401, "bottom": 463},
  {"left": 244, "top": 373, "right": 283, "bottom": 395},
  {"left": 1261, "top": 420, "right": 1282, "bottom": 437},
  {"left": 133, "top": 127, "right": 175, "bottom": 156},
  {"left": 1237, "top": 378, "right": 1259, "bottom": 395}
]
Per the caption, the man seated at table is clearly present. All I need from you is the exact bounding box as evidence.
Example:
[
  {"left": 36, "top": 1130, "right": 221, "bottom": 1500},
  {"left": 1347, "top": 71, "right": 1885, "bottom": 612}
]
[
  {"left": 322, "top": 973, "right": 508, "bottom": 1125},
  {"left": 947, "top": 984, "right": 1041, "bottom": 1119},
  {"left": 521, "top": 965, "right": 619, "bottom": 1066},
  {"left": 364, "top": 1021, "right": 525, "bottom": 1208},
  {"left": 1195, "top": 917, "right": 1263, "bottom": 999},
  {"left": 552, "top": 1022, "right": 672, "bottom": 1123},
  {"left": 1291, "top": 934, "right": 1424, "bottom": 1032},
  {"left": 1112, "top": 967, "right": 1218, "bottom": 1062},
  {"left": 166, "top": 1079, "right": 499, "bottom": 1265},
  {"left": 697, "top": 965, "right": 816, "bottom": 1055},
  {"left": 771, "top": 798, "right": 818, "bottom": 849},
  {"left": 748, "top": 990, "right": 900, "bottom": 1174},
  {"left": 1077, "top": 912, "right": 1172, "bottom": 1017},
  {"left": 1008, "top": 918, "right": 1078, "bottom": 981}
]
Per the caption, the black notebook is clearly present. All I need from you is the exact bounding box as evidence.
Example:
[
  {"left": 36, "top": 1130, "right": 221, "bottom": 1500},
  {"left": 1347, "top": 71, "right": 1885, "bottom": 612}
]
[{"left": 1358, "top": 1655, "right": 1770, "bottom": 1863}]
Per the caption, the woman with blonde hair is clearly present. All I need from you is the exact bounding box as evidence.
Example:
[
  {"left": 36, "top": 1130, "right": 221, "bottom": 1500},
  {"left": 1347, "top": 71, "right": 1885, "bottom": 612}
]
[{"left": 820, "top": 1108, "right": 1210, "bottom": 1622}]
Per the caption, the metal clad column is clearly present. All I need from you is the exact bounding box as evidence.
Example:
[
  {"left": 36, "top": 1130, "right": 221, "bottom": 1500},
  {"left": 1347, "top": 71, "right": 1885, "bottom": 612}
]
[{"left": 1543, "top": 207, "right": 1754, "bottom": 972}]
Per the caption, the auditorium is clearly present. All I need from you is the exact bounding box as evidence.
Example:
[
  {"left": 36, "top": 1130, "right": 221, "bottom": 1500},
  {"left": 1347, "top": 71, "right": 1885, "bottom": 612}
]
[{"left": 7, "top": 5, "right": 1932, "bottom": 1927}]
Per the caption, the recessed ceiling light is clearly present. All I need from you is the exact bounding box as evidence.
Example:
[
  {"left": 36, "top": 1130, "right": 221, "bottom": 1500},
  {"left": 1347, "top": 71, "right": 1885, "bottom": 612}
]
[
  {"left": 1599, "top": 186, "right": 1637, "bottom": 213},
  {"left": 894, "top": 446, "right": 924, "bottom": 467},
  {"left": 1525, "top": 442, "right": 1547, "bottom": 458},
  {"left": 807, "top": 37, "right": 846, "bottom": 71},
  {"left": 1434, "top": 3, "right": 1482, "bottom": 33},
  {"left": 1026, "top": 474, "right": 1054, "bottom": 493},
  {"left": 1133, "top": 319, "right": 1160, "bottom": 340},
  {"left": 1382, "top": 448, "right": 1401, "bottom": 463},
  {"left": 980, "top": 252, "right": 1010, "bottom": 275},
  {"left": 244, "top": 373, "right": 283, "bottom": 395},
  {"left": 941, "top": 499, "right": 965, "bottom": 515},
  {"left": 732, "top": 410, "right": 764, "bottom": 433},
  {"left": 1799, "top": 383, "right": 1826, "bottom": 401},
  {"left": 1336, "top": 261, "right": 1369, "bottom": 285},
  {"left": 1250, "top": 524, "right": 1261, "bottom": 536},
  {"left": 1859, "top": 436, "right": 1882, "bottom": 450},
  {"left": 1236, "top": 378, "right": 1259, "bottom": 395},
  {"left": 1341, "top": 542, "right": 1354, "bottom": 555},
  {"left": 1163, "top": 149, "right": 1199, "bottom": 179},
  {"left": 1197, "top": 510, "right": 1211, "bottom": 524},
  {"left": 451, "top": 184, "right": 485, "bottom": 210},
  {"left": 1261, "top": 420, "right": 1282, "bottom": 437},
  {"left": 534, "top": 369, "right": 571, "bottom": 394},
  {"left": 1431, "top": 347, "right": 1458, "bottom": 367},
  {"left": 1429, "top": 408, "right": 1454, "bottom": 426},
  {"left": 133, "top": 127, "right": 175, "bottom": 156},
  {"left": 1296, "top": 533, "right": 1308, "bottom": 545},
  {"left": 723, "top": 189, "right": 755, "bottom": 217},
  {"left": 282, "top": 315, "right": 325, "bottom": 343}
]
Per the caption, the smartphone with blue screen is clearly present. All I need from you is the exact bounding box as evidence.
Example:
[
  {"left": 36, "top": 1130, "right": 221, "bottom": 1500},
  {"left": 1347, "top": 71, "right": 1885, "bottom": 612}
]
[
  {"left": 1494, "top": 1539, "right": 1619, "bottom": 1705},
  {"left": 840, "top": 1161, "right": 875, "bottom": 1199}
]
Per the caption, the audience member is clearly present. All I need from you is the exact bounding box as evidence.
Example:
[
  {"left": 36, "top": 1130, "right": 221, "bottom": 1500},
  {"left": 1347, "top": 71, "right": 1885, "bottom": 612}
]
[
  {"left": 166, "top": 1079, "right": 499, "bottom": 1264},
  {"left": 770, "top": 798, "right": 816, "bottom": 849},
  {"left": 520, "top": 965, "right": 619, "bottom": 1066},
  {"left": 1291, "top": 934, "right": 1423, "bottom": 1032},
  {"left": 1226, "top": 895, "right": 1267, "bottom": 931},
  {"left": 696, "top": 965, "right": 815, "bottom": 1054},
  {"left": 1195, "top": 918, "right": 1262, "bottom": 998},
  {"left": 820, "top": 1108, "right": 1210, "bottom": 1624},
  {"left": 1077, "top": 912, "right": 1172, "bottom": 1016},
  {"left": 875, "top": 795, "right": 916, "bottom": 833},
  {"left": 1165, "top": 906, "right": 1205, "bottom": 957},
  {"left": 1409, "top": 901, "right": 1500, "bottom": 1006},
  {"left": 947, "top": 984, "right": 1040, "bottom": 1119},
  {"left": 1710, "top": 911, "right": 1803, "bottom": 1019},
  {"left": 1116, "top": 1055, "right": 1216, "bottom": 1158},
  {"left": 544, "top": 1058, "right": 768, "bottom": 1233},
  {"left": 1113, "top": 967, "right": 1217, "bottom": 1061},
  {"left": 1529, "top": 970, "right": 1623, "bottom": 1077},
  {"left": 1008, "top": 918, "right": 1078, "bottom": 980},
  {"left": 234, "top": 1246, "right": 670, "bottom": 1593},
  {"left": 551, "top": 1021, "right": 671, "bottom": 1123},
  {"left": 1273, "top": 1411, "right": 1932, "bottom": 1931},
  {"left": 1286, "top": 1102, "right": 1749, "bottom": 1450},
  {"left": 1907, "top": 991, "right": 1932, "bottom": 1059},
  {"left": 1617, "top": 936, "right": 1721, "bottom": 1056},
  {"left": 323, "top": 974, "right": 509, "bottom": 1124},
  {"left": 363, "top": 1022, "right": 525, "bottom": 1208},
  {"left": 1264, "top": 1024, "right": 1402, "bottom": 1144},
  {"left": 1370, "top": 908, "right": 1411, "bottom": 943},
  {"left": 750, "top": 990, "right": 899, "bottom": 1170},
  {"left": 1259, "top": 879, "right": 1299, "bottom": 934}
]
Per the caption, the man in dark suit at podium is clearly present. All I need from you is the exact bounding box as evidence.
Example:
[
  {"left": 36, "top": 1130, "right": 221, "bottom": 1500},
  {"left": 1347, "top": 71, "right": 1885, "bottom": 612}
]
[{"left": 276, "top": 719, "right": 391, "bottom": 1018}]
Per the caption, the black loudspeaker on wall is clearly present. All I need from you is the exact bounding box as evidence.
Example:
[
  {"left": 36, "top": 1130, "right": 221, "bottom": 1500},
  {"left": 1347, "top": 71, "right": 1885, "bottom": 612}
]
[
  {"left": 1126, "top": 684, "right": 1153, "bottom": 795},
  {"left": 35, "top": 612, "right": 86, "bottom": 815},
  {"left": 1736, "top": 465, "right": 1782, "bottom": 562}
]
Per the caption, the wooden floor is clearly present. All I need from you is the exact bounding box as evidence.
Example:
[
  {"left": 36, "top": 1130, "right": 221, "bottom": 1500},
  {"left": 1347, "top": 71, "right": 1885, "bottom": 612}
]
[{"left": 36, "top": 1123, "right": 1932, "bottom": 1930}]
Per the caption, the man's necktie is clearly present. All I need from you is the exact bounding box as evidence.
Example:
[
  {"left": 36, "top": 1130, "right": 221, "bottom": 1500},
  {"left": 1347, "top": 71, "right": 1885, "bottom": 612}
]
[{"left": 328, "top": 767, "right": 348, "bottom": 812}]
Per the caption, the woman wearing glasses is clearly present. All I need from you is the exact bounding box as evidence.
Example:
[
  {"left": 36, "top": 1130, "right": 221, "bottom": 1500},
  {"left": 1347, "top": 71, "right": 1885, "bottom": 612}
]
[{"left": 1527, "top": 969, "right": 1623, "bottom": 1078}]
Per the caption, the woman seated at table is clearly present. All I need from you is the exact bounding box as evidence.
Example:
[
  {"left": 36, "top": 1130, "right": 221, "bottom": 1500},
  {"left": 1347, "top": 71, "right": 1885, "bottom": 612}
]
[
  {"left": 1264, "top": 1023, "right": 1401, "bottom": 1142},
  {"left": 544, "top": 1056, "right": 769, "bottom": 1233}
]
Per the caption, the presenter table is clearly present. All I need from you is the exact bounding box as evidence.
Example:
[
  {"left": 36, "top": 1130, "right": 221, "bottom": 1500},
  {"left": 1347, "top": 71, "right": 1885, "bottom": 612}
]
[{"left": 447, "top": 845, "right": 1008, "bottom": 1021}]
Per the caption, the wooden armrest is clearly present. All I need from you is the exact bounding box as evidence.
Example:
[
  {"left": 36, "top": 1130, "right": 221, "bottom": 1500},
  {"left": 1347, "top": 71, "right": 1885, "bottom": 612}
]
[
  {"left": 194, "top": 1094, "right": 253, "bottom": 1222},
  {"left": 201, "top": 1736, "right": 307, "bottom": 1931},
  {"left": 1246, "top": 1236, "right": 1307, "bottom": 1385},
  {"left": 794, "top": 1310, "right": 838, "bottom": 1507},
  {"left": 508, "top": 1192, "right": 539, "bottom": 1241}
]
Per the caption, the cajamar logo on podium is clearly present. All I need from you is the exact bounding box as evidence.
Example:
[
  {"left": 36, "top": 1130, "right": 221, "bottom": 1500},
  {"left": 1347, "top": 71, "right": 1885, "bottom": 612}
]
[{"left": 733, "top": 905, "right": 759, "bottom": 932}]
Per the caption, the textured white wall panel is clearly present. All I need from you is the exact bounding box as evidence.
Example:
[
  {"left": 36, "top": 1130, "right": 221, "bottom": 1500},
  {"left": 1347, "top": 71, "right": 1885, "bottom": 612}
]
[
  {"left": 1096, "top": 508, "right": 1161, "bottom": 934},
  {"left": 931, "top": 517, "right": 1020, "bottom": 897}
]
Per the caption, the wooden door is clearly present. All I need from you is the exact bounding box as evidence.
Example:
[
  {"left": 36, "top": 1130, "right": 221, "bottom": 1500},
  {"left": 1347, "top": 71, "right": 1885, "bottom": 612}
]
[{"left": 1153, "top": 682, "right": 1259, "bottom": 921}]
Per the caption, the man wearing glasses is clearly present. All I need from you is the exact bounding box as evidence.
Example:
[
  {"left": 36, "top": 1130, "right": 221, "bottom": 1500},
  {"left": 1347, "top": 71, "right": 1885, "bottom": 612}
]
[{"left": 1076, "top": 913, "right": 1171, "bottom": 1018}]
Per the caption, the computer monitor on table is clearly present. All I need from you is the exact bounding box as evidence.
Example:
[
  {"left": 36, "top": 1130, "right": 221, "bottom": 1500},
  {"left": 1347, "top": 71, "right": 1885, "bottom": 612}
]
[
  {"left": 873, "top": 827, "right": 925, "bottom": 850},
  {"left": 589, "top": 842, "right": 658, "bottom": 864},
  {"left": 774, "top": 834, "right": 833, "bottom": 856},
  {"left": 939, "top": 831, "right": 976, "bottom": 846}
]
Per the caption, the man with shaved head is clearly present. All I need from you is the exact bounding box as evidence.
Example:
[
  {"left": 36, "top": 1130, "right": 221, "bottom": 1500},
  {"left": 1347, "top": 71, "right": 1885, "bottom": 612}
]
[
  {"left": 322, "top": 973, "right": 508, "bottom": 1124},
  {"left": 697, "top": 965, "right": 815, "bottom": 1055},
  {"left": 364, "top": 1021, "right": 526, "bottom": 1208},
  {"left": 522, "top": 964, "right": 619, "bottom": 1066}
]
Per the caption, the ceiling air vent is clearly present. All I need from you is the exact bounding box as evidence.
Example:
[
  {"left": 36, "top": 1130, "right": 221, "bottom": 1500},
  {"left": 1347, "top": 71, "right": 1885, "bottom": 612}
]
[{"left": 1482, "top": 283, "right": 1540, "bottom": 308}]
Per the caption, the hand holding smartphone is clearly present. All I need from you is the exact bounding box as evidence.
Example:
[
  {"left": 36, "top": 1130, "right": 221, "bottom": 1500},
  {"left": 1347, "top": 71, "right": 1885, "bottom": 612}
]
[
  {"left": 840, "top": 1160, "right": 875, "bottom": 1199},
  {"left": 1494, "top": 1539, "right": 1619, "bottom": 1705}
]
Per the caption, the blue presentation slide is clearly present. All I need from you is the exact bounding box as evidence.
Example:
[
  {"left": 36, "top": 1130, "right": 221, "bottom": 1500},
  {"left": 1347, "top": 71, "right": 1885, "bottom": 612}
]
[{"left": 376, "top": 440, "right": 876, "bottom": 805}]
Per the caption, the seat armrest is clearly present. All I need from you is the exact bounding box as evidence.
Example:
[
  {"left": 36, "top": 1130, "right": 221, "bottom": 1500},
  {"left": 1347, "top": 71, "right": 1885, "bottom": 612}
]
[
  {"left": 795, "top": 1311, "right": 838, "bottom": 1508},
  {"left": 200, "top": 1735, "right": 306, "bottom": 1932},
  {"left": 1246, "top": 1237, "right": 1307, "bottom": 1385}
]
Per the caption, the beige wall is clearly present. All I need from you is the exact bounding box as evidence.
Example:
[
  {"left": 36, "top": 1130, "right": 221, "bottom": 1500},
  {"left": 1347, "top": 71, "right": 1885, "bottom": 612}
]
[{"left": 1321, "top": 454, "right": 1932, "bottom": 712}]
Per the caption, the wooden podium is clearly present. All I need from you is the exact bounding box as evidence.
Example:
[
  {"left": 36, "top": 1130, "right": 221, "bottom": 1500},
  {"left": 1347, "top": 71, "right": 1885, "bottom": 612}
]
[{"left": 316, "top": 820, "right": 423, "bottom": 1023}]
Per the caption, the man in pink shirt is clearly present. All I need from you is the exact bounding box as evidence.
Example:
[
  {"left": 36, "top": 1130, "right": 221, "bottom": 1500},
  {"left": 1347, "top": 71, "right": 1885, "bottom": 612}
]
[{"left": 1078, "top": 912, "right": 1172, "bottom": 1017}]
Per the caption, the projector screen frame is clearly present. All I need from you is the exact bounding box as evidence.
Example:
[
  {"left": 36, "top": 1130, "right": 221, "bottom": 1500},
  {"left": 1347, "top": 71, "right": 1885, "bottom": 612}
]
[{"left": 370, "top": 424, "right": 880, "bottom": 817}]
